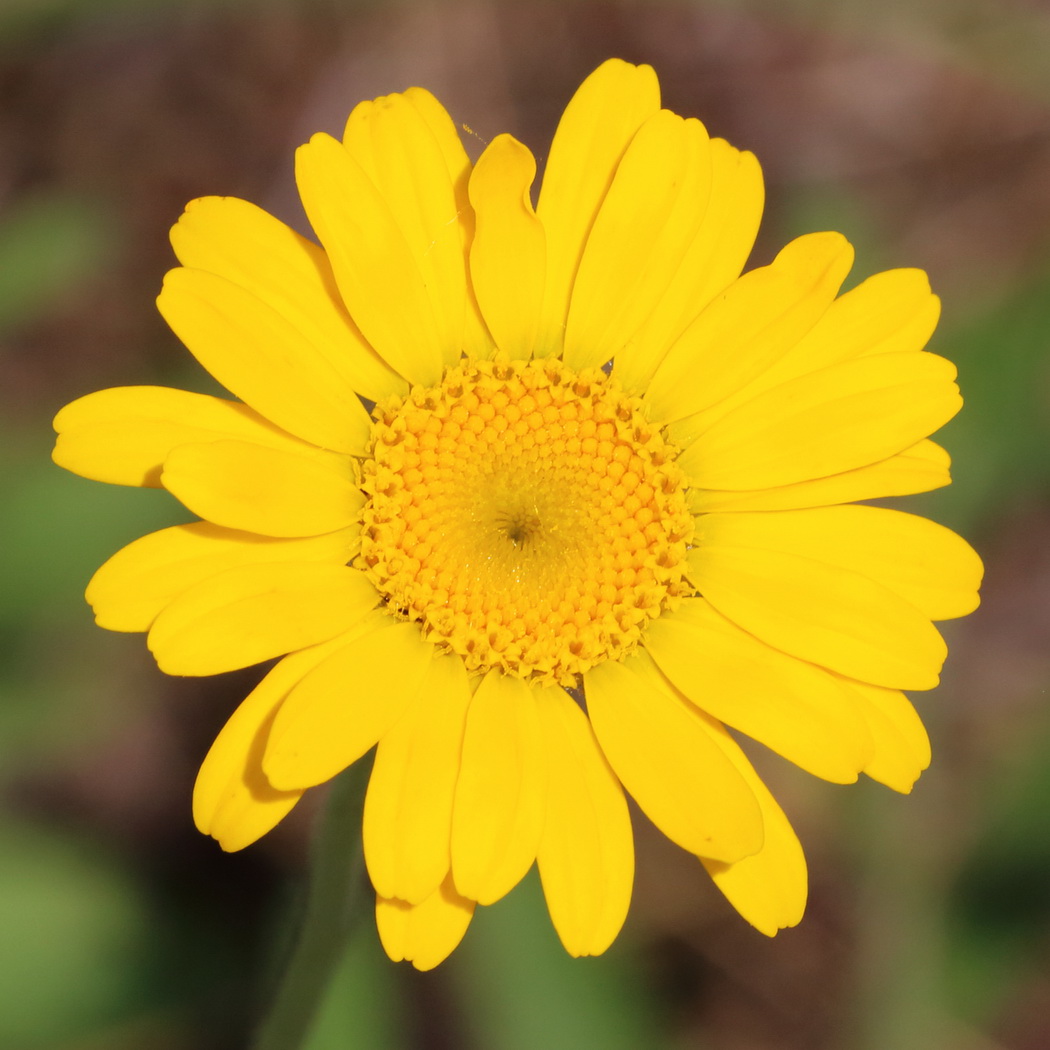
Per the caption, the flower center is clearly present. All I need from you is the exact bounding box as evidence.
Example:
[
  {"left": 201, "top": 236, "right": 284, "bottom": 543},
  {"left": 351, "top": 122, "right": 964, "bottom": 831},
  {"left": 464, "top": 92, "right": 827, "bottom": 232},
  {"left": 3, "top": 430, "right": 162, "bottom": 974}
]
[{"left": 359, "top": 358, "right": 694, "bottom": 685}]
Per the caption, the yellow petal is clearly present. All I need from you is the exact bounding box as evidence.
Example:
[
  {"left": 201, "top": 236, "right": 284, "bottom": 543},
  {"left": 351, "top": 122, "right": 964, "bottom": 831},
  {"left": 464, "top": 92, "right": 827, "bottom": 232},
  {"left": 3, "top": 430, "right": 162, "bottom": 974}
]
[
  {"left": 295, "top": 132, "right": 444, "bottom": 386},
  {"left": 170, "top": 196, "right": 405, "bottom": 403},
  {"left": 265, "top": 617, "right": 433, "bottom": 790},
  {"left": 402, "top": 87, "right": 471, "bottom": 187},
  {"left": 363, "top": 655, "right": 472, "bottom": 904},
  {"left": 535, "top": 686, "right": 634, "bottom": 957},
  {"left": 52, "top": 385, "right": 319, "bottom": 488},
  {"left": 147, "top": 562, "right": 378, "bottom": 676},
  {"left": 467, "top": 134, "right": 545, "bottom": 359},
  {"left": 672, "top": 268, "right": 941, "bottom": 442},
  {"left": 700, "top": 733, "right": 807, "bottom": 935},
  {"left": 689, "top": 439, "right": 952, "bottom": 513},
  {"left": 563, "top": 110, "right": 704, "bottom": 372},
  {"left": 844, "top": 679, "right": 931, "bottom": 793},
  {"left": 615, "top": 138, "right": 764, "bottom": 394},
  {"left": 644, "top": 599, "right": 873, "bottom": 782},
  {"left": 688, "top": 539, "right": 948, "bottom": 690},
  {"left": 157, "top": 268, "right": 371, "bottom": 454},
  {"left": 697, "top": 506, "right": 982, "bottom": 622},
  {"left": 87, "top": 522, "right": 358, "bottom": 633},
  {"left": 401, "top": 87, "right": 492, "bottom": 358},
  {"left": 450, "top": 671, "right": 546, "bottom": 906},
  {"left": 646, "top": 232, "right": 855, "bottom": 425},
  {"left": 785, "top": 266, "right": 940, "bottom": 363},
  {"left": 342, "top": 91, "right": 472, "bottom": 370},
  {"left": 677, "top": 351, "right": 961, "bottom": 490},
  {"left": 535, "top": 59, "right": 660, "bottom": 356},
  {"left": 376, "top": 873, "right": 475, "bottom": 971},
  {"left": 161, "top": 439, "right": 363, "bottom": 538},
  {"left": 193, "top": 636, "right": 354, "bottom": 851},
  {"left": 585, "top": 652, "right": 763, "bottom": 863}
]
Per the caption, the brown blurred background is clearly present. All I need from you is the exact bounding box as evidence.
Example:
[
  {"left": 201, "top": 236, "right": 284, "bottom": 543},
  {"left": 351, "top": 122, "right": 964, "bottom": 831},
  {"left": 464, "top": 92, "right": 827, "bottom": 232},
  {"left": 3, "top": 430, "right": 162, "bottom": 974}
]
[{"left": 3, "top": 1, "right": 1050, "bottom": 1048}]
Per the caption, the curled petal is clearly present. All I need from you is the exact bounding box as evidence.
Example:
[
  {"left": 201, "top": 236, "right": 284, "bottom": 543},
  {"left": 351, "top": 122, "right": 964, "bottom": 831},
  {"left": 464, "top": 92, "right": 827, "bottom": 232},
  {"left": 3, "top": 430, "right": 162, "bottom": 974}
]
[{"left": 192, "top": 636, "right": 355, "bottom": 851}]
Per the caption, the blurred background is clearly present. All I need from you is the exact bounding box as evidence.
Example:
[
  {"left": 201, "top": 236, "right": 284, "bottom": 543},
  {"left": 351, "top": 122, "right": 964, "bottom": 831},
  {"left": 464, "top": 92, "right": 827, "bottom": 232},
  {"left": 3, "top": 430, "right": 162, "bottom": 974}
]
[{"left": 3, "top": 0, "right": 1050, "bottom": 1047}]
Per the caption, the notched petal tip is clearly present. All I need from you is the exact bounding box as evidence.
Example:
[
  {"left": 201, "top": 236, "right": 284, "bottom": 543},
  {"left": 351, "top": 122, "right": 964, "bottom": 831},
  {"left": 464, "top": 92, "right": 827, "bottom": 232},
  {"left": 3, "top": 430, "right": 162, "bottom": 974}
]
[
  {"left": 170, "top": 194, "right": 242, "bottom": 242},
  {"left": 376, "top": 875, "right": 476, "bottom": 970},
  {"left": 589, "top": 56, "right": 659, "bottom": 88}
]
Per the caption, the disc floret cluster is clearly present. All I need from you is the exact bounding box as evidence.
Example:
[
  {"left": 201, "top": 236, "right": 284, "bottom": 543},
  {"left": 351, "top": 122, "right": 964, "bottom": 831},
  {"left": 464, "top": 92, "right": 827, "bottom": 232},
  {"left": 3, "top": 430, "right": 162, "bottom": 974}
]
[{"left": 361, "top": 356, "right": 694, "bottom": 684}]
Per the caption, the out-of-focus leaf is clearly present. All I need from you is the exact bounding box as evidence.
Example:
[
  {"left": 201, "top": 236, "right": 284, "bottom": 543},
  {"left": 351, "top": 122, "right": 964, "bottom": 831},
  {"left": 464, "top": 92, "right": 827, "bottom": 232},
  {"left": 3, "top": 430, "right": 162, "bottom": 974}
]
[
  {"left": 303, "top": 930, "right": 405, "bottom": 1050},
  {"left": 925, "top": 272, "right": 1050, "bottom": 531},
  {"left": 0, "top": 818, "right": 151, "bottom": 1048},
  {"left": 0, "top": 195, "right": 114, "bottom": 334},
  {"left": 946, "top": 709, "right": 1050, "bottom": 1023},
  {"left": 452, "top": 868, "right": 663, "bottom": 1050}
]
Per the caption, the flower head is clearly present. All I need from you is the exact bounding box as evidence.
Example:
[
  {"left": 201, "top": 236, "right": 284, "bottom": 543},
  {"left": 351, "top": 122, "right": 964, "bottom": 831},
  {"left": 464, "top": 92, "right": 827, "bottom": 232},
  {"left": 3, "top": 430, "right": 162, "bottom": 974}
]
[{"left": 53, "top": 59, "right": 982, "bottom": 969}]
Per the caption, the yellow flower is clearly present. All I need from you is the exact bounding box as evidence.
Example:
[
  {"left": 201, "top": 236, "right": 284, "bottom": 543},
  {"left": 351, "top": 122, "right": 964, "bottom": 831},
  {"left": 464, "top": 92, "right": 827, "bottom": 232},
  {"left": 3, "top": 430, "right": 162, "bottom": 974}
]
[{"left": 52, "top": 59, "right": 982, "bottom": 970}]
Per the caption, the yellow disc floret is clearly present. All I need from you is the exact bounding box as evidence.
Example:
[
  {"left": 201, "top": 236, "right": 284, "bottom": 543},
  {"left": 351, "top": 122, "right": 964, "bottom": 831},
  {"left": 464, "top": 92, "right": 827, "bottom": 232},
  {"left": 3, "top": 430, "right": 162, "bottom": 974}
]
[{"left": 359, "top": 358, "right": 694, "bottom": 685}]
